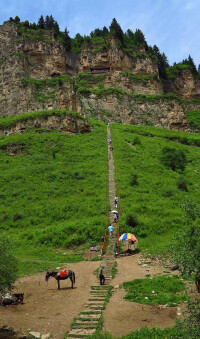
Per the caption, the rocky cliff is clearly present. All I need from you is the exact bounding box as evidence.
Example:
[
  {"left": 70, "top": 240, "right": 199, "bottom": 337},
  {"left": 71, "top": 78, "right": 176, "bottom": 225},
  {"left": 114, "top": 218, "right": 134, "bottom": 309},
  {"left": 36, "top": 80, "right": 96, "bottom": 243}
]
[
  {"left": 0, "top": 111, "right": 90, "bottom": 136},
  {"left": 0, "top": 22, "right": 200, "bottom": 131}
]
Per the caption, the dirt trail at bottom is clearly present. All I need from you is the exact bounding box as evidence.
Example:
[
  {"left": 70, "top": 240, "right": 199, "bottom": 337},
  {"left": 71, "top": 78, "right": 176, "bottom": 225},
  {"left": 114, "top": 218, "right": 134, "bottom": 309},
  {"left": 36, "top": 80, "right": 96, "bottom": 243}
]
[
  {"left": 0, "top": 261, "right": 100, "bottom": 339},
  {"left": 102, "top": 253, "right": 180, "bottom": 337}
]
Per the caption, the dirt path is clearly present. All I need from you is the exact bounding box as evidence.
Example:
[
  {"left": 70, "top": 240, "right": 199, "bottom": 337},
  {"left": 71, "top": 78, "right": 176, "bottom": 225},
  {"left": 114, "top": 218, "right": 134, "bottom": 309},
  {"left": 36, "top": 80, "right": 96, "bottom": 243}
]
[
  {"left": 0, "top": 261, "right": 100, "bottom": 339},
  {"left": 102, "top": 254, "right": 180, "bottom": 337}
]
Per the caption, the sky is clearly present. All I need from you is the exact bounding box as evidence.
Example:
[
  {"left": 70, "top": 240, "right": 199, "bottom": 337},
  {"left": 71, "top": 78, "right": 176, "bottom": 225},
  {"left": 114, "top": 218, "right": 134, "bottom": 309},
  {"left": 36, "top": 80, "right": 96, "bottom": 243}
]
[{"left": 0, "top": 0, "right": 200, "bottom": 67}]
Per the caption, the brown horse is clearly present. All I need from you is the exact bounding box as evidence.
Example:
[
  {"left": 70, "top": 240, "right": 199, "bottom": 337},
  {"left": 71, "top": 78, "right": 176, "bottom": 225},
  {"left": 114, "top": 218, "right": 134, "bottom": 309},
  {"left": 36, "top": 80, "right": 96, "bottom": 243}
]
[{"left": 45, "top": 270, "right": 75, "bottom": 290}]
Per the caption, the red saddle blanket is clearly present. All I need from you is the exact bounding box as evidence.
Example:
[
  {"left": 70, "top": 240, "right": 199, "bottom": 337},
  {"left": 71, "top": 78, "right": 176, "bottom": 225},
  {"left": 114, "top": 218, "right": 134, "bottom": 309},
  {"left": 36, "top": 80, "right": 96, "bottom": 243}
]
[{"left": 60, "top": 269, "right": 67, "bottom": 278}]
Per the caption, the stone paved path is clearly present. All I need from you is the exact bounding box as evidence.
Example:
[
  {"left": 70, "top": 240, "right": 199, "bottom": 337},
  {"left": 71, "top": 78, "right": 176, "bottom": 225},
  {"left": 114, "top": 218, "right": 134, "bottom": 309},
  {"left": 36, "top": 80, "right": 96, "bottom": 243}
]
[{"left": 67, "top": 125, "right": 117, "bottom": 338}]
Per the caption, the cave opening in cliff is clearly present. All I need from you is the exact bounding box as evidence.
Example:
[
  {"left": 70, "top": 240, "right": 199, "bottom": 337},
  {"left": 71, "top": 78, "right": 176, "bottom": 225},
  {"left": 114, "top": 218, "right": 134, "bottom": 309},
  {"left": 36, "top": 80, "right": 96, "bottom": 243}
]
[{"left": 90, "top": 67, "right": 110, "bottom": 74}]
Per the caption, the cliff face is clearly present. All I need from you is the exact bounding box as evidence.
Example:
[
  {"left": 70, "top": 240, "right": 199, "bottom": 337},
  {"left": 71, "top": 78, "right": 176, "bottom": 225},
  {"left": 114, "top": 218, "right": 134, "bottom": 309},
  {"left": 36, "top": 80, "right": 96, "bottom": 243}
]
[
  {"left": 79, "top": 46, "right": 158, "bottom": 75},
  {"left": 79, "top": 93, "right": 189, "bottom": 131},
  {"left": 163, "top": 68, "right": 200, "bottom": 99},
  {"left": 0, "top": 113, "right": 90, "bottom": 136},
  {"left": 0, "top": 22, "right": 199, "bottom": 131}
]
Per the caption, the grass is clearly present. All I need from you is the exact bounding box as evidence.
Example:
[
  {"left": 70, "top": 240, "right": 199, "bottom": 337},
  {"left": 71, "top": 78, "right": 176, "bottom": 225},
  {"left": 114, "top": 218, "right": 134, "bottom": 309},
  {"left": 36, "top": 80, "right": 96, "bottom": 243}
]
[
  {"left": 78, "top": 87, "right": 180, "bottom": 102},
  {"left": 123, "top": 275, "right": 188, "bottom": 306},
  {"left": 185, "top": 110, "right": 200, "bottom": 129},
  {"left": 86, "top": 325, "right": 187, "bottom": 338},
  {"left": 121, "top": 72, "right": 158, "bottom": 84},
  {"left": 110, "top": 123, "right": 200, "bottom": 255},
  {"left": 111, "top": 261, "right": 118, "bottom": 278},
  {"left": 21, "top": 75, "right": 75, "bottom": 88},
  {"left": 0, "top": 119, "right": 108, "bottom": 276},
  {"left": 166, "top": 64, "right": 192, "bottom": 79}
]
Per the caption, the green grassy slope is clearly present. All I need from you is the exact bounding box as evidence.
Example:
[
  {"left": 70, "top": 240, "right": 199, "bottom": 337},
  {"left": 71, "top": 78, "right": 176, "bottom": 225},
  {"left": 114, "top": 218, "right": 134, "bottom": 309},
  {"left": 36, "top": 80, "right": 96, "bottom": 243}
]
[
  {"left": 0, "top": 119, "right": 107, "bottom": 275},
  {"left": 110, "top": 123, "right": 200, "bottom": 255}
]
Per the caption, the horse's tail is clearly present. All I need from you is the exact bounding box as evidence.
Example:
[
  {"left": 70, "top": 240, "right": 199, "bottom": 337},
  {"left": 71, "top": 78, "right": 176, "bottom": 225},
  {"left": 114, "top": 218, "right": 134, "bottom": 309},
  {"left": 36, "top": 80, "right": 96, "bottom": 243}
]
[{"left": 73, "top": 272, "right": 75, "bottom": 284}]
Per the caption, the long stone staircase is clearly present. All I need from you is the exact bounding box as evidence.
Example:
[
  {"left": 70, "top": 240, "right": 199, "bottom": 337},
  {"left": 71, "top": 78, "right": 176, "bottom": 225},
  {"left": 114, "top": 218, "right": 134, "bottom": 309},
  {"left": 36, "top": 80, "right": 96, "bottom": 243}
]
[{"left": 67, "top": 126, "right": 117, "bottom": 338}]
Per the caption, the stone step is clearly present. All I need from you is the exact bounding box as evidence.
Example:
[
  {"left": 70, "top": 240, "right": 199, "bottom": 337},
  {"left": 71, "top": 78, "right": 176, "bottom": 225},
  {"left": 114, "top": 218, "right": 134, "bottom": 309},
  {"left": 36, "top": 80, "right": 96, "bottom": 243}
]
[
  {"left": 75, "top": 320, "right": 99, "bottom": 325},
  {"left": 91, "top": 286, "right": 110, "bottom": 290},
  {"left": 90, "top": 291, "right": 107, "bottom": 295},
  {"left": 79, "top": 310, "right": 102, "bottom": 316},
  {"left": 72, "top": 324, "right": 97, "bottom": 329},
  {"left": 84, "top": 302, "right": 104, "bottom": 307},
  {"left": 84, "top": 305, "right": 104, "bottom": 310},
  {"left": 90, "top": 290, "right": 107, "bottom": 293},
  {"left": 88, "top": 298, "right": 105, "bottom": 301},
  {"left": 77, "top": 314, "right": 101, "bottom": 321},
  {"left": 68, "top": 328, "right": 96, "bottom": 337}
]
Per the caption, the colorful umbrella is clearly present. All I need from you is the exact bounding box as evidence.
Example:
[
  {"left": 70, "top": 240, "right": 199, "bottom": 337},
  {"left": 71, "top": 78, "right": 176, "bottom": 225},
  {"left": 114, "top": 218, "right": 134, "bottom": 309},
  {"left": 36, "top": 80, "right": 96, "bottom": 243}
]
[{"left": 119, "top": 233, "right": 137, "bottom": 242}]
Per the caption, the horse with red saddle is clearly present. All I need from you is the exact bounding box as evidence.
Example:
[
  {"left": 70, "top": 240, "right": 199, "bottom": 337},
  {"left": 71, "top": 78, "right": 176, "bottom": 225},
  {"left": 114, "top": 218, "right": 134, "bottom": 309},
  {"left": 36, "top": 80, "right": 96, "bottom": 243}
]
[{"left": 45, "top": 269, "right": 75, "bottom": 289}]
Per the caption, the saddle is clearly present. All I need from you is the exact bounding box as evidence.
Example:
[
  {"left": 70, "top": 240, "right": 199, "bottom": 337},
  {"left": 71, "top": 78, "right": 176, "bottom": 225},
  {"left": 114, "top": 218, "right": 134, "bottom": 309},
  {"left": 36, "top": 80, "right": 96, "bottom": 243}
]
[{"left": 60, "top": 269, "right": 67, "bottom": 278}]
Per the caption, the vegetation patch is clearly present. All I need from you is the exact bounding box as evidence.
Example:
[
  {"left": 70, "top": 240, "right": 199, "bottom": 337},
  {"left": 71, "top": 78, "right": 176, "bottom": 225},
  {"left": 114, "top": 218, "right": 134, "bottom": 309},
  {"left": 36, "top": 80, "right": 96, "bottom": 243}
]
[
  {"left": 110, "top": 123, "right": 200, "bottom": 254},
  {"left": 166, "top": 64, "right": 192, "bottom": 78},
  {"left": 0, "top": 120, "right": 107, "bottom": 276},
  {"left": 121, "top": 72, "right": 158, "bottom": 83},
  {"left": 78, "top": 73, "right": 106, "bottom": 83},
  {"left": 123, "top": 275, "right": 188, "bottom": 306},
  {"left": 161, "top": 147, "right": 187, "bottom": 171},
  {"left": 185, "top": 110, "right": 200, "bottom": 130},
  {"left": 78, "top": 86, "right": 180, "bottom": 102}
]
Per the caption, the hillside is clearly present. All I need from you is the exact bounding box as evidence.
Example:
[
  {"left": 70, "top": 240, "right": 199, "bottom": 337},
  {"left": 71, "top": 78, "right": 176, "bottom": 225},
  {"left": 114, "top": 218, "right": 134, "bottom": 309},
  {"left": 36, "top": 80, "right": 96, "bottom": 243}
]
[{"left": 0, "top": 16, "right": 200, "bottom": 339}]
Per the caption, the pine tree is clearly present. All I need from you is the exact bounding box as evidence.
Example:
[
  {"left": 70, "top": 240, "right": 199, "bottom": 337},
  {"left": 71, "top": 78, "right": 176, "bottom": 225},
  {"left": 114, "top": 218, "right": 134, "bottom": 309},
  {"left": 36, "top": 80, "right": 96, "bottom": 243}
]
[
  {"left": 45, "top": 15, "right": 50, "bottom": 29},
  {"left": 162, "top": 53, "right": 169, "bottom": 68},
  {"left": 126, "top": 29, "right": 135, "bottom": 41},
  {"left": 109, "top": 18, "right": 124, "bottom": 44},
  {"left": 134, "top": 29, "right": 146, "bottom": 46},
  {"left": 49, "top": 15, "right": 55, "bottom": 29},
  {"left": 30, "top": 22, "right": 37, "bottom": 30},
  {"left": 63, "top": 28, "right": 71, "bottom": 51},
  {"left": 38, "top": 15, "right": 45, "bottom": 29},
  {"left": 24, "top": 20, "right": 30, "bottom": 28},
  {"left": 153, "top": 45, "right": 167, "bottom": 78},
  {"left": 53, "top": 21, "right": 60, "bottom": 38},
  {"left": 188, "top": 55, "right": 197, "bottom": 75},
  {"left": 102, "top": 26, "right": 109, "bottom": 36},
  {"left": 14, "top": 16, "right": 20, "bottom": 23}
]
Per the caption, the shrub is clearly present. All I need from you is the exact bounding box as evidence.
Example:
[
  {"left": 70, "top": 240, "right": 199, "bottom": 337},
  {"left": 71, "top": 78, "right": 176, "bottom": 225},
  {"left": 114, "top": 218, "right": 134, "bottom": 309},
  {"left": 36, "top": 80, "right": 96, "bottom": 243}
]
[
  {"left": 177, "top": 177, "right": 188, "bottom": 191},
  {"left": 126, "top": 215, "right": 139, "bottom": 228},
  {"left": 0, "top": 236, "right": 18, "bottom": 293},
  {"left": 161, "top": 147, "right": 187, "bottom": 171},
  {"left": 130, "top": 173, "right": 138, "bottom": 186},
  {"left": 132, "top": 136, "right": 141, "bottom": 146},
  {"left": 97, "top": 82, "right": 104, "bottom": 89}
]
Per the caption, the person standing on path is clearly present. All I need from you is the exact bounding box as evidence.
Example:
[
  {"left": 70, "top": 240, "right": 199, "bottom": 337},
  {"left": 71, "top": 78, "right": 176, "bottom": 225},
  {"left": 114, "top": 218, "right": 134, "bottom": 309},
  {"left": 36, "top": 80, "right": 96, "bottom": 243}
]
[
  {"left": 114, "top": 242, "right": 118, "bottom": 257},
  {"left": 98, "top": 264, "right": 105, "bottom": 285},
  {"left": 108, "top": 225, "right": 114, "bottom": 238}
]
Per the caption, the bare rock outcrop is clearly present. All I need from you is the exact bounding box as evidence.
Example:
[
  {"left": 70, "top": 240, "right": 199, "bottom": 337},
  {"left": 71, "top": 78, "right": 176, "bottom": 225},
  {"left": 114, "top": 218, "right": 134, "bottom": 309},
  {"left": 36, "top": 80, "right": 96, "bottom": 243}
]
[
  {"left": 80, "top": 93, "right": 190, "bottom": 131},
  {"left": 0, "top": 113, "right": 90, "bottom": 136}
]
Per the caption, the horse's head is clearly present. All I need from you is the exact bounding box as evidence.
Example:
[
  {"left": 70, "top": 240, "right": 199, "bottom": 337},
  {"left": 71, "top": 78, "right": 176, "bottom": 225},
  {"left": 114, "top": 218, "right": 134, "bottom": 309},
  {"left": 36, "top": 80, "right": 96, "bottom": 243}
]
[
  {"left": 13, "top": 293, "right": 24, "bottom": 304},
  {"left": 45, "top": 271, "right": 50, "bottom": 282}
]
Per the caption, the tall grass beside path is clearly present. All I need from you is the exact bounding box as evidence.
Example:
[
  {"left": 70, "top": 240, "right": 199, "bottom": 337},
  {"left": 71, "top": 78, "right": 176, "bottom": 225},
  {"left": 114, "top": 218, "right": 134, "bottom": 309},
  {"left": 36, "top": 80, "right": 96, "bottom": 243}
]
[
  {"left": 110, "top": 123, "right": 200, "bottom": 255},
  {"left": 0, "top": 120, "right": 107, "bottom": 275}
]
